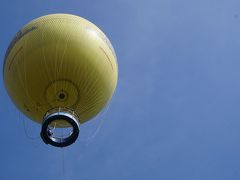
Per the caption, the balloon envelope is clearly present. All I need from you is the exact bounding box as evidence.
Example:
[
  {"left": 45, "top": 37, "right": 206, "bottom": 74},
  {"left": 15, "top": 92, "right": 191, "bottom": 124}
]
[{"left": 3, "top": 14, "right": 118, "bottom": 126}]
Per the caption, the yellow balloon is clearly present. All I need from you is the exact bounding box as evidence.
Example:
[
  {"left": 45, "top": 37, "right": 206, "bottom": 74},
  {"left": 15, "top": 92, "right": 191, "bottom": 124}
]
[{"left": 3, "top": 14, "right": 118, "bottom": 146}]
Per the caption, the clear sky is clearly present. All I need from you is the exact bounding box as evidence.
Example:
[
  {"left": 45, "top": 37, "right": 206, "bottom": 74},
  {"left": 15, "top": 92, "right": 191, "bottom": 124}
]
[{"left": 1, "top": 0, "right": 240, "bottom": 179}]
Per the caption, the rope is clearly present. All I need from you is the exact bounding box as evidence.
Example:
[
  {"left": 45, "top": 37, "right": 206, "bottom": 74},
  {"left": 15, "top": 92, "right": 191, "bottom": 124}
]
[
  {"left": 79, "top": 99, "right": 112, "bottom": 145},
  {"left": 20, "top": 111, "right": 40, "bottom": 140},
  {"left": 61, "top": 148, "right": 66, "bottom": 180}
]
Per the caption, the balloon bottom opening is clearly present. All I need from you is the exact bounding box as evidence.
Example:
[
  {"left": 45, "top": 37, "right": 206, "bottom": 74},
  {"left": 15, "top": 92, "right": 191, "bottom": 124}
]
[{"left": 40, "top": 109, "right": 80, "bottom": 147}]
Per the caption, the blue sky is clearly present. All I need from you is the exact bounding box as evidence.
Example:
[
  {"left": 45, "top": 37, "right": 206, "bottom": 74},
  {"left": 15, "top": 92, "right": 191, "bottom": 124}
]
[{"left": 1, "top": 0, "right": 240, "bottom": 179}]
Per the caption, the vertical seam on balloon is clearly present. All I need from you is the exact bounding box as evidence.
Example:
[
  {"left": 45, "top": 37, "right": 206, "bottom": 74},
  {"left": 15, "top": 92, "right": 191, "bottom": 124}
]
[
  {"left": 57, "top": 23, "right": 70, "bottom": 100},
  {"left": 42, "top": 24, "right": 53, "bottom": 110},
  {"left": 99, "top": 46, "right": 114, "bottom": 70},
  {"left": 23, "top": 35, "right": 35, "bottom": 109},
  {"left": 16, "top": 47, "right": 28, "bottom": 108},
  {"left": 8, "top": 46, "right": 23, "bottom": 70},
  {"left": 25, "top": 36, "right": 37, "bottom": 105},
  {"left": 54, "top": 21, "right": 62, "bottom": 95}
]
